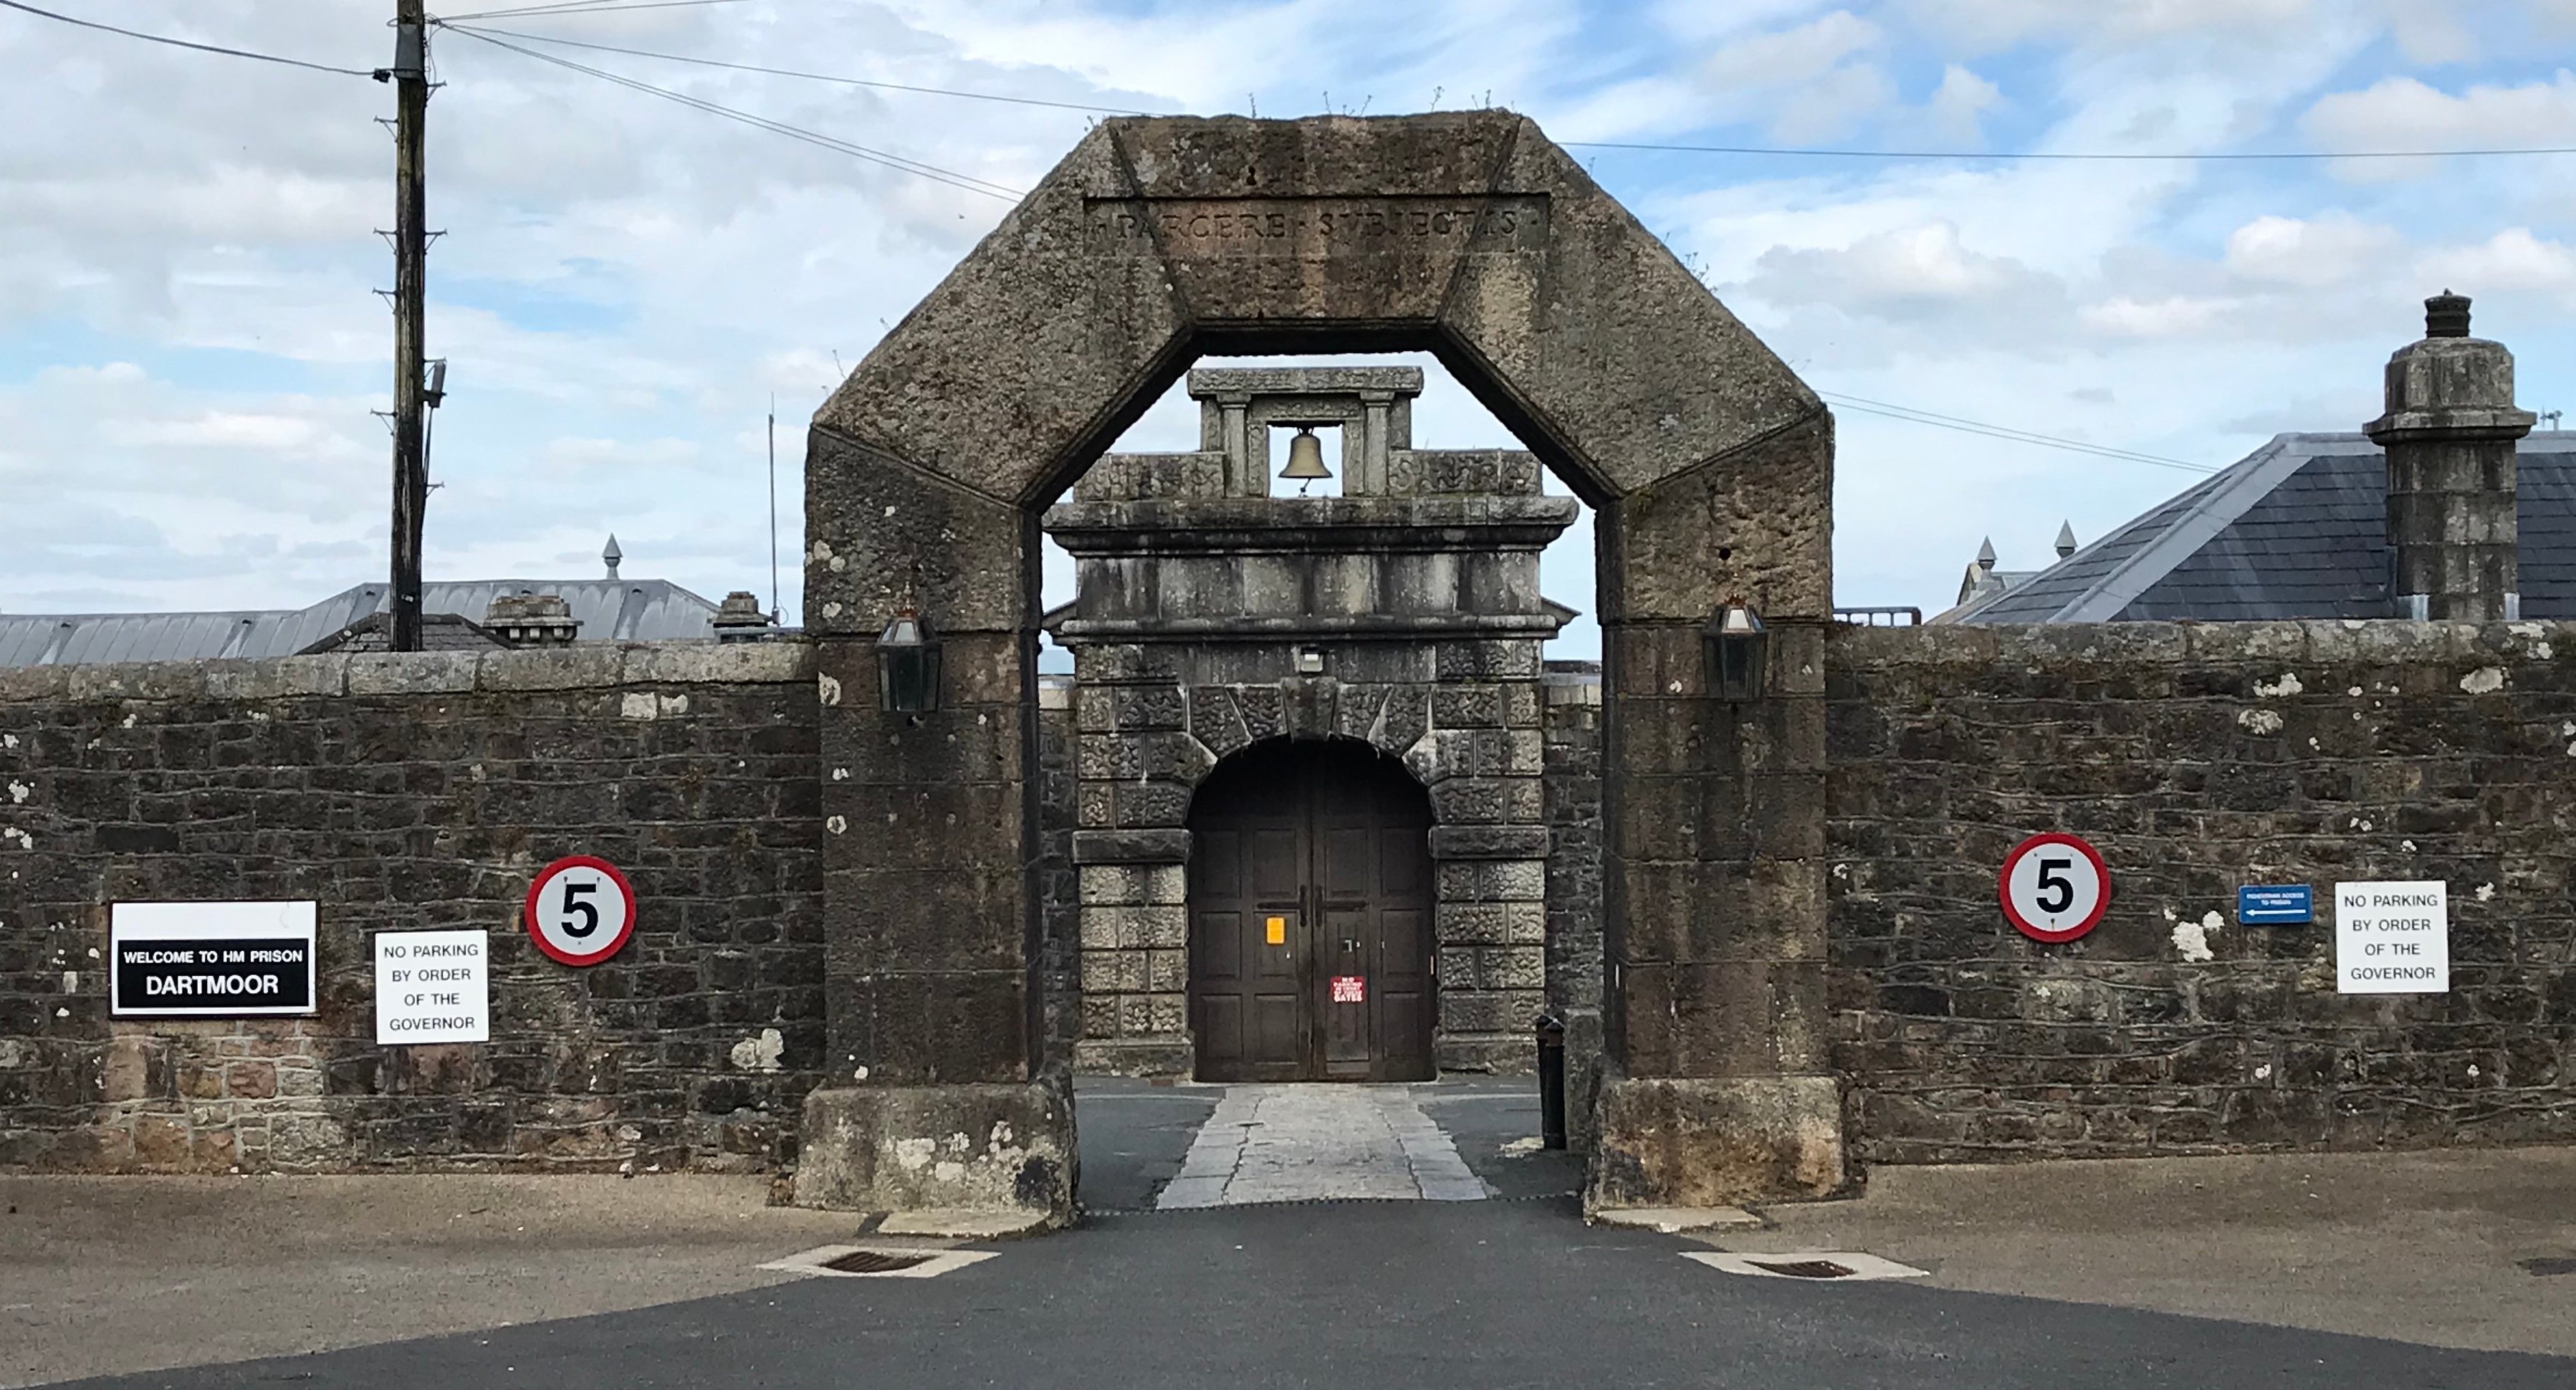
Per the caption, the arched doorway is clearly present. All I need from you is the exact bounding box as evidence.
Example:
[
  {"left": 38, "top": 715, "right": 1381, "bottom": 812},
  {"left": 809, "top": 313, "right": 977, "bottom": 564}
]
[{"left": 1187, "top": 739, "right": 1433, "bottom": 1083}]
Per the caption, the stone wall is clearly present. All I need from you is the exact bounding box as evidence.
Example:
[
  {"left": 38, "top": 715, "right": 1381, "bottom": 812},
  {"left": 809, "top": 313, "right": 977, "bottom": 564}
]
[
  {"left": 1542, "top": 666, "right": 1604, "bottom": 1080},
  {"left": 1826, "top": 620, "right": 2576, "bottom": 1162},
  {"left": 0, "top": 645, "right": 825, "bottom": 1174},
  {"left": 1035, "top": 681, "right": 1080, "bottom": 1068}
]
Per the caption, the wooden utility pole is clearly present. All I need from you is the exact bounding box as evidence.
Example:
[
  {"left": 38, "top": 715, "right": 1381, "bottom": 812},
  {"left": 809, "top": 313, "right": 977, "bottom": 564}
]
[{"left": 389, "top": 0, "right": 430, "bottom": 651}]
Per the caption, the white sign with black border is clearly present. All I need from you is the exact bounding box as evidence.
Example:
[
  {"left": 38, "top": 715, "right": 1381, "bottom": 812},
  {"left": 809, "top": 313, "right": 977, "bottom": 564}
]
[
  {"left": 110, "top": 901, "right": 317, "bottom": 1017},
  {"left": 375, "top": 929, "right": 491, "bottom": 1044},
  {"left": 2335, "top": 880, "right": 2449, "bottom": 994}
]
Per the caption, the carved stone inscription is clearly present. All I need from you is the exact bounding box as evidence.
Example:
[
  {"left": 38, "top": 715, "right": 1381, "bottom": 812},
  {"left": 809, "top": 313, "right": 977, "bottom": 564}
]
[{"left": 1089, "top": 196, "right": 1549, "bottom": 256}]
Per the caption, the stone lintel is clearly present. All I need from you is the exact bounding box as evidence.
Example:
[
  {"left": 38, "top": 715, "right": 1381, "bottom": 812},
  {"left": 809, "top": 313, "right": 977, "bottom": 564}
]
[
  {"left": 1188, "top": 366, "right": 1425, "bottom": 400},
  {"left": 1044, "top": 496, "right": 1580, "bottom": 555},
  {"left": 1055, "top": 614, "right": 1566, "bottom": 643}
]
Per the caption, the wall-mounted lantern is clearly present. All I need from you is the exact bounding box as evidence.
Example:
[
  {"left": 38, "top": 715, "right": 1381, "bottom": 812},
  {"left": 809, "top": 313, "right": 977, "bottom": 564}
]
[
  {"left": 877, "top": 610, "right": 941, "bottom": 713},
  {"left": 1703, "top": 604, "right": 1767, "bottom": 702}
]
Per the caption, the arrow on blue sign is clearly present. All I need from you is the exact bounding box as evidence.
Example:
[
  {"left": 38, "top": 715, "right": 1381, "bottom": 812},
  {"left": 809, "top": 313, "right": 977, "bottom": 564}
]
[{"left": 2238, "top": 885, "right": 2314, "bottom": 925}]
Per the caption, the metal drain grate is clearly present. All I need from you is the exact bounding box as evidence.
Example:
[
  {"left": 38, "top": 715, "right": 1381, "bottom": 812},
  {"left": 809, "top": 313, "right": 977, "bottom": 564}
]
[
  {"left": 823, "top": 1249, "right": 937, "bottom": 1274},
  {"left": 760, "top": 1244, "right": 999, "bottom": 1280},
  {"left": 1684, "top": 1250, "right": 1928, "bottom": 1282},
  {"left": 2519, "top": 1257, "right": 2576, "bottom": 1277},
  {"left": 1748, "top": 1259, "right": 1857, "bottom": 1280}
]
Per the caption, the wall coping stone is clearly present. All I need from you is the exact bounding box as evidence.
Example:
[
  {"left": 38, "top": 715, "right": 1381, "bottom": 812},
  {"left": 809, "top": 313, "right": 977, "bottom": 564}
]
[
  {"left": 1830, "top": 619, "right": 2573, "bottom": 669},
  {"left": 0, "top": 640, "right": 816, "bottom": 704}
]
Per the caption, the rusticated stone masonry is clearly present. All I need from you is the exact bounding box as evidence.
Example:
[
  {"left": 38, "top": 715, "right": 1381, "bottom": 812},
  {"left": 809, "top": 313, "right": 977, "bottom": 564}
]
[{"left": 1827, "top": 619, "right": 2576, "bottom": 1162}]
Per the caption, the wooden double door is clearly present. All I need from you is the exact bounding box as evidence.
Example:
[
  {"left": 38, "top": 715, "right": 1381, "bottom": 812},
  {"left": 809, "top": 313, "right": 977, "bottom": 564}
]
[{"left": 1187, "top": 739, "right": 1434, "bottom": 1082}]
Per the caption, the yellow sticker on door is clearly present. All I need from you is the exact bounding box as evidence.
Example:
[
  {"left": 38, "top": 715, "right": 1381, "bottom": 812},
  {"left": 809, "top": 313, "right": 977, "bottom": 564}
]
[{"left": 1265, "top": 917, "right": 1286, "bottom": 946}]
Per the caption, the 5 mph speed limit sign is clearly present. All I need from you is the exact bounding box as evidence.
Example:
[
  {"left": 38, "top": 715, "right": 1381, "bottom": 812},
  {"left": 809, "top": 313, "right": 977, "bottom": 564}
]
[
  {"left": 1998, "top": 833, "right": 2110, "bottom": 943},
  {"left": 525, "top": 856, "right": 637, "bottom": 967}
]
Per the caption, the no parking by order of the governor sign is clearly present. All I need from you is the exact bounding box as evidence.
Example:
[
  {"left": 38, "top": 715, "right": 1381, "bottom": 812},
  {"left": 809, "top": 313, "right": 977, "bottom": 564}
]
[{"left": 523, "top": 855, "right": 638, "bottom": 967}]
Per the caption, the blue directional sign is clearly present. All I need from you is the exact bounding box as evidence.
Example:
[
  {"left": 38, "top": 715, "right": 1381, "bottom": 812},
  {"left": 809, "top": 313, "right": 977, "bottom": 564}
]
[{"left": 2238, "top": 885, "right": 2314, "bottom": 925}]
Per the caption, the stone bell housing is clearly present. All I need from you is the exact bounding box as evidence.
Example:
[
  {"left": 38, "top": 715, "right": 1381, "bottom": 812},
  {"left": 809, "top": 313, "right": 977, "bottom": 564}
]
[{"left": 1042, "top": 366, "right": 1582, "bottom": 1077}]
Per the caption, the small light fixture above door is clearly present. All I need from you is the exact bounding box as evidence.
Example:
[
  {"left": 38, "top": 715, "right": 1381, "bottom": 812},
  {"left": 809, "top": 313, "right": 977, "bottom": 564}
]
[
  {"left": 1703, "top": 604, "right": 1767, "bottom": 702},
  {"left": 877, "top": 610, "right": 942, "bottom": 713}
]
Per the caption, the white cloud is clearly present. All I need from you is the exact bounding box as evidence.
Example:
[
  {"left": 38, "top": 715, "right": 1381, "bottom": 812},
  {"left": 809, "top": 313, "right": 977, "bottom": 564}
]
[
  {"left": 2079, "top": 294, "right": 2233, "bottom": 338},
  {"left": 1704, "top": 10, "right": 1883, "bottom": 87},
  {"left": 2378, "top": 0, "right": 2480, "bottom": 64},
  {"left": 2302, "top": 71, "right": 2576, "bottom": 179},
  {"left": 102, "top": 411, "right": 355, "bottom": 454},
  {"left": 1898, "top": 0, "right": 2321, "bottom": 54},
  {"left": 1700, "top": 11, "right": 1895, "bottom": 141},
  {"left": 1922, "top": 64, "right": 2004, "bottom": 145},
  {"left": 1747, "top": 221, "right": 2067, "bottom": 324},
  {"left": 2223, "top": 213, "right": 2405, "bottom": 286},
  {"left": 2416, "top": 228, "right": 2576, "bottom": 297}
]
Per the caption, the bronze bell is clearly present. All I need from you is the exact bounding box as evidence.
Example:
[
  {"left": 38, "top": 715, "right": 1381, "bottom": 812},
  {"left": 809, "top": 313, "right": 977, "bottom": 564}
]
[{"left": 1278, "top": 428, "right": 1333, "bottom": 486}]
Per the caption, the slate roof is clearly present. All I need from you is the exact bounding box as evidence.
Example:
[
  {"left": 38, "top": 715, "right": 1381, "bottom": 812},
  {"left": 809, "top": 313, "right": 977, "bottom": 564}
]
[
  {"left": 0, "top": 578, "right": 726, "bottom": 667},
  {"left": 1945, "top": 433, "right": 2576, "bottom": 624}
]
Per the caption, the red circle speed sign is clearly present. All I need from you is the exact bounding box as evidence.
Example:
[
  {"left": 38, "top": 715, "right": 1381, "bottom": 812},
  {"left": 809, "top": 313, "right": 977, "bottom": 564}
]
[
  {"left": 523, "top": 855, "right": 637, "bottom": 967},
  {"left": 1998, "top": 833, "right": 2110, "bottom": 943}
]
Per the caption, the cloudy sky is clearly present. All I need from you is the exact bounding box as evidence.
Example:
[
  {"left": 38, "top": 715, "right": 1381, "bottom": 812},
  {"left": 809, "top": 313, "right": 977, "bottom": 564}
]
[{"left": 3, "top": 0, "right": 2572, "bottom": 651}]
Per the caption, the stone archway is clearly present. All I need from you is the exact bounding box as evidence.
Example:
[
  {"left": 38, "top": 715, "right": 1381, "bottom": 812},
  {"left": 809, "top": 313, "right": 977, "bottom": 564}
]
[{"left": 793, "top": 113, "right": 1840, "bottom": 1224}]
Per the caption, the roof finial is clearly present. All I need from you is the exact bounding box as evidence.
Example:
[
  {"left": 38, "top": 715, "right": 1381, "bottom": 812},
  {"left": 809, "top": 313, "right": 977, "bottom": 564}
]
[
  {"left": 2054, "top": 520, "right": 2077, "bottom": 560},
  {"left": 603, "top": 533, "right": 623, "bottom": 579},
  {"left": 1976, "top": 537, "right": 1997, "bottom": 573}
]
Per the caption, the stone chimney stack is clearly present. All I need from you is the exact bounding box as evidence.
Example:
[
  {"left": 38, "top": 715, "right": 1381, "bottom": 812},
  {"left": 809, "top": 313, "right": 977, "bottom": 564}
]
[
  {"left": 2366, "top": 291, "right": 2535, "bottom": 621},
  {"left": 711, "top": 590, "right": 776, "bottom": 643},
  {"left": 485, "top": 593, "right": 581, "bottom": 647}
]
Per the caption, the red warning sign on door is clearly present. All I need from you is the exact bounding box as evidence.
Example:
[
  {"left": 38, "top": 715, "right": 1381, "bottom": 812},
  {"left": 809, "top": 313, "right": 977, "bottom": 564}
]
[{"left": 1331, "top": 975, "right": 1365, "bottom": 1003}]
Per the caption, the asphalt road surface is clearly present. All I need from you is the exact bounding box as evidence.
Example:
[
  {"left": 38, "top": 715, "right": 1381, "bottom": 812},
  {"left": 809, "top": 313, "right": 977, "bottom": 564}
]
[
  {"left": 47, "top": 1195, "right": 2574, "bottom": 1390},
  {"left": 13, "top": 1078, "right": 2573, "bottom": 1389}
]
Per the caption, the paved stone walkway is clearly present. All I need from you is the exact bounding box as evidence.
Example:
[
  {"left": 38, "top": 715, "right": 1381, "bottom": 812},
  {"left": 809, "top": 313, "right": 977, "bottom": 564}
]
[{"left": 1156, "top": 1084, "right": 1492, "bottom": 1209}]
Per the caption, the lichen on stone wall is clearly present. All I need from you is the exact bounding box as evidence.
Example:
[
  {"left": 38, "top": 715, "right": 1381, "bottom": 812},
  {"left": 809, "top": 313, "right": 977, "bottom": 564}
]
[
  {"left": 1826, "top": 618, "right": 2576, "bottom": 1163},
  {"left": 0, "top": 643, "right": 828, "bottom": 1176}
]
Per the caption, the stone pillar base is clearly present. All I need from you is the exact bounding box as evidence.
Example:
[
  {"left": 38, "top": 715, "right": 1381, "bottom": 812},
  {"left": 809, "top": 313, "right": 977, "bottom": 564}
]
[
  {"left": 1436, "top": 1033, "right": 1538, "bottom": 1075},
  {"left": 1584, "top": 1071, "right": 1844, "bottom": 1212},
  {"left": 795, "top": 1081, "right": 1076, "bottom": 1227},
  {"left": 1072, "top": 1037, "right": 1195, "bottom": 1078}
]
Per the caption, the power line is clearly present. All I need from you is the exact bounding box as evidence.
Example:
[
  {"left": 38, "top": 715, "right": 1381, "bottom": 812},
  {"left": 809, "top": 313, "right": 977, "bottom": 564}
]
[
  {"left": 442, "top": 30, "right": 2211, "bottom": 477},
  {"left": 440, "top": 24, "right": 1025, "bottom": 200},
  {"left": 451, "top": 24, "right": 1160, "bottom": 115},
  {"left": 1566, "top": 138, "right": 2576, "bottom": 162},
  {"left": 411, "top": 29, "right": 2576, "bottom": 163},
  {"left": 0, "top": 0, "right": 378, "bottom": 77},
  {"left": 1819, "top": 392, "right": 2216, "bottom": 474},
  {"left": 436, "top": 0, "right": 748, "bottom": 20},
  {"left": 1824, "top": 392, "right": 2203, "bottom": 468}
]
